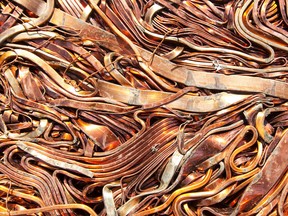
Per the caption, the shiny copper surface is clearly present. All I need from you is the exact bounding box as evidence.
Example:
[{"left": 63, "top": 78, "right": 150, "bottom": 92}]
[{"left": 0, "top": 0, "right": 287, "bottom": 215}]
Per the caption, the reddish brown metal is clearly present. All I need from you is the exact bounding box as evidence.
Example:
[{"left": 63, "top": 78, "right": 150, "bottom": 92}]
[{"left": 0, "top": 0, "right": 287, "bottom": 215}]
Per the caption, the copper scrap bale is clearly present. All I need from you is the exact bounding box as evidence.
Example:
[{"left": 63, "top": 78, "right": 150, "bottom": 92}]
[{"left": 0, "top": 0, "right": 287, "bottom": 215}]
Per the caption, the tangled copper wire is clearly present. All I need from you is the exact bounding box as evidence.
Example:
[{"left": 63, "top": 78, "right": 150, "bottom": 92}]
[{"left": 0, "top": 0, "right": 287, "bottom": 215}]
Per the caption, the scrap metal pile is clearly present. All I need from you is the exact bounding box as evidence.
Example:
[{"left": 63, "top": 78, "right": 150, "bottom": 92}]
[{"left": 0, "top": 0, "right": 288, "bottom": 215}]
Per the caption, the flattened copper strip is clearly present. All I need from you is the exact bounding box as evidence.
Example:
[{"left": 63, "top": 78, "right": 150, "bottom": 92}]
[
  {"left": 138, "top": 46, "right": 288, "bottom": 99},
  {"left": 11, "top": 0, "right": 120, "bottom": 52},
  {"left": 16, "top": 141, "right": 94, "bottom": 178},
  {"left": 0, "top": 49, "right": 96, "bottom": 97},
  {"left": 233, "top": 130, "right": 288, "bottom": 214},
  {"left": 0, "top": 6, "right": 23, "bottom": 34},
  {"left": 0, "top": 0, "right": 54, "bottom": 45},
  {"left": 97, "top": 80, "right": 250, "bottom": 112}
]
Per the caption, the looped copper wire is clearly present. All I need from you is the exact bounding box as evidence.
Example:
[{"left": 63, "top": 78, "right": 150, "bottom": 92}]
[{"left": 0, "top": 48, "right": 19, "bottom": 69}]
